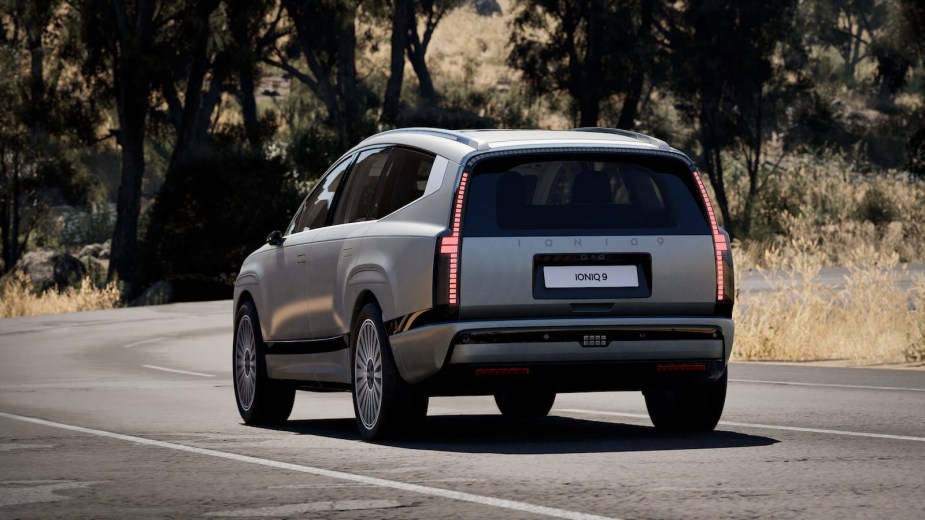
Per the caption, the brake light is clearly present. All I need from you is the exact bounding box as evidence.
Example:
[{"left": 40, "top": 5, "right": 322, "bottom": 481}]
[
  {"left": 436, "top": 171, "right": 469, "bottom": 306},
  {"left": 692, "top": 171, "right": 729, "bottom": 302}
]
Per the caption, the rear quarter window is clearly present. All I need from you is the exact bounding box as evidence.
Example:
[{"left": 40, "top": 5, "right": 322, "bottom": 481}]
[{"left": 463, "top": 153, "right": 709, "bottom": 237}]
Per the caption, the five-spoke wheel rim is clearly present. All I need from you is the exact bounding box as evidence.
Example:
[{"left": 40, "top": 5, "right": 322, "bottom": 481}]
[
  {"left": 235, "top": 315, "right": 257, "bottom": 411},
  {"left": 354, "top": 319, "right": 383, "bottom": 430}
]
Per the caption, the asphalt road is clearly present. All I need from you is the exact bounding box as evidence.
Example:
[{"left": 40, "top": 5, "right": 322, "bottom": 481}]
[
  {"left": 1, "top": 301, "right": 923, "bottom": 519},
  {"left": 737, "top": 263, "right": 925, "bottom": 293}
]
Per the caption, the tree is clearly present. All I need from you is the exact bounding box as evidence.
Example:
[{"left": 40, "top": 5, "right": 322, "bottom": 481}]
[
  {"left": 81, "top": 0, "right": 258, "bottom": 291},
  {"left": 80, "top": 0, "right": 162, "bottom": 289},
  {"left": 269, "top": 0, "right": 363, "bottom": 150},
  {"left": 224, "top": 0, "right": 282, "bottom": 150},
  {"left": 868, "top": 0, "right": 917, "bottom": 112},
  {"left": 509, "top": 0, "right": 664, "bottom": 128},
  {"left": 0, "top": 0, "right": 96, "bottom": 272},
  {"left": 671, "top": 0, "right": 797, "bottom": 236},
  {"left": 807, "top": 0, "right": 887, "bottom": 84},
  {"left": 405, "top": 0, "right": 462, "bottom": 102},
  {"left": 381, "top": 0, "right": 410, "bottom": 124},
  {"left": 895, "top": 0, "right": 925, "bottom": 175},
  {"left": 161, "top": 0, "right": 222, "bottom": 174}
]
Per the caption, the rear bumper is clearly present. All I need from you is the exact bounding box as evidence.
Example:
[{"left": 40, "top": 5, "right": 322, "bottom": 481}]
[{"left": 389, "top": 316, "right": 733, "bottom": 386}]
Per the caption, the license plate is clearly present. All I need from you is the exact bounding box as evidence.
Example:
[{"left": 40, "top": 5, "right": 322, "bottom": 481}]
[{"left": 544, "top": 265, "right": 639, "bottom": 288}]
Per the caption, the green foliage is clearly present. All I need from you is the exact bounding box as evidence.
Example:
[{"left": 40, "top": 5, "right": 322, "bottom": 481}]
[
  {"left": 285, "top": 125, "right": 343, "bottom": 183},
  {"left": 142, "top": 147, "right": 301, "bottom": 301},
  {"left": 855, "top": 186, "right": 897, "bottom": 226},
  {"left": 509, "top": 0, "right": 659, "bottom": 126},
  {"left": 4, "top": 0, "right": 925, "bottom": 302}
]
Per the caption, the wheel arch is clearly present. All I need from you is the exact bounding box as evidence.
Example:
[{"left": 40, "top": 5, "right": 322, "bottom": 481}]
[
  {"left": 350, "top": 290, "right": 381, "bottom": 339},
  {"left": 233, "top": 287, "right": 267, "bottom": 339}
]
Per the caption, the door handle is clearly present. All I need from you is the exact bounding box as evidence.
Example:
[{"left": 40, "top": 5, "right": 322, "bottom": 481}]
[{"left": 296, "top": 254, "right": 307, "bottom": 264}]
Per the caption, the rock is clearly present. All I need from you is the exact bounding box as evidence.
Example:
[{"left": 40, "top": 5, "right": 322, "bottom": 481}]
[
  {"left": 79, "top": 240, "right": 111, "bottom": 259},
  {"left": 79, "top": 255, "right": 109, "bottom": 285},
  {"left": 79, "top": 243, "right": 104, "bottom": 258},
  {"left": 130, "top": 280, "right": 173, "bottom": 307},
  {"left": 470, "top": 0, "right": 502, "bottom": 17},
  {"left": 13, "top": 250, "right": 87, "bottom": 291}
]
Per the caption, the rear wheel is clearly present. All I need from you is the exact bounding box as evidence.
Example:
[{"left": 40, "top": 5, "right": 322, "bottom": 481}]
[
  {"left": 233, "top": 301, "right": 295, "bottom": 424},
  {"left": 494, "top": 389, "right": 556, "bottom": 417},
  {"left": 351, "top": 302, "right": 428, "bottom": 441},
  {"left": 643, "top": 371, "right": 727, "bottom": 432}
]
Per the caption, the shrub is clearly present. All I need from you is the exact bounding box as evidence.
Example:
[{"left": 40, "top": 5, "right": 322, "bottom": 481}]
[
  {"left": 142, "top": 151, "right": 302, "bottom": 301},
  {"left": 855, "top": 186, "right": 897, "bottom": 226}
]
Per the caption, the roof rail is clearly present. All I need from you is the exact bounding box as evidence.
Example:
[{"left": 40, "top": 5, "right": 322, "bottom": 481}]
[
  {"left": 373, "top": 127, "right": 479, "bottom": 149},
  {"left": 571, "top": 127, "right": 670, "bottom": 150}
]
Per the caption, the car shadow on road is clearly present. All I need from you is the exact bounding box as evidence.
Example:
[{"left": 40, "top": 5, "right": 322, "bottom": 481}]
[{"left": 258, "top": 414, "right": 778, "bottom": 455}]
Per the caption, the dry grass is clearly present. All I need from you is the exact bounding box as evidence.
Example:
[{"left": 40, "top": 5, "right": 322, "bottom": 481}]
[
  {"left": 0, "top": 273, "right": 122, "bottom": 318},
  {"left": 733, "top": 244, "right": 925, "bottom": 364},
  {"left": 427, "top": 2, "right": 514, "bottom": 92},
  {"left": 728, "top": 150, "right": 925, "bottom": 364}
]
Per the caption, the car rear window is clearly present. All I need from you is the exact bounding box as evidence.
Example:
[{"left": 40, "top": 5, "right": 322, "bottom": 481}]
[{"left": 463, "top": 153, "right": 710, "bottom": 237}]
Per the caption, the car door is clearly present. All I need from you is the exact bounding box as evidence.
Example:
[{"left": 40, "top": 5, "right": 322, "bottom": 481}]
[
  {"left": 261, "top": 155, "right": 352, "bottom": 341},
  {"left": 306, "top": 147, "right": 394, "bottom": 342}
]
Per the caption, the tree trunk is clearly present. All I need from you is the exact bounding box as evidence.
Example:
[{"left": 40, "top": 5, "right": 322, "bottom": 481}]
[
  {"left": 228, "top": 2, "right": 260, "bottom": 150},
  {"left": 337, "top": 8, "right": 359, "bottom": 146},
  {"left": 617, "top": 83, "right": 642, "bottom": 130},
  {"left": 578, "top": 95, "right": 600, "bottom": 127},
  {"left": 166, "top": 0, "right": 220, "bottom": 174},
  {"left": 196, "top": 75, "right": 224, "bottom": 147},
  {"left": 382, "top": 0, "right": 409, "bottom": 125},
  {"left": 406, "top": 44, "right": 435, "bottom": 102},
  {"left": 108, "top": 64, "right": 150, "bottom": 289},
  {"left": 238, "top": 68, "right": 259, "bottom": 148},
  {"left": 703, "top": 146, "right": 733, "bottom": 235},
  {"left": 26, "top": 21, "right": 48, "bottom": 143},
  {"left": 107, "top": 0, "right": 156, "bottom": 293},
  {"left": 580, "top": 0, "right": 604, "bottom": 127},
  {"left": 617, "top": 0, "right": 653, "bottom": 130},
  {"left": 11, "top": 148, "right": 21, "bottom": 270},
  {"left": 0, "top": 141, "right": 11, "bottom": 273},
  {"left": 740, "top": 89, "right": 763, "bottom": 237}
]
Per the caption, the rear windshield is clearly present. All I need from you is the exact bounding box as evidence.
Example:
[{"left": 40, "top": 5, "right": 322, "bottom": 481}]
[{"left": 463, "top": 153, "right": 709, "bottom": 237}]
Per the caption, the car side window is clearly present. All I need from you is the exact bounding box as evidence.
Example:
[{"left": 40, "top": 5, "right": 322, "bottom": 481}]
[
  {"left": 369, "top": 148, "right": 436, "bottom": 220},
  {"left": 287, "top": 155, "right": 352, "bottom": 235},
  {"left": 331, "top": 147, "right": 392, "bottom": 225}
]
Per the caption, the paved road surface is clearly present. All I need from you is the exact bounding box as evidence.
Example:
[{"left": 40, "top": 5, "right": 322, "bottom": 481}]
[
  {"left": 1, "top": 302, "right": 923, "bottom": 519},
  {"left": 737, "top": 263, "right": 925, "bottom": 293}
]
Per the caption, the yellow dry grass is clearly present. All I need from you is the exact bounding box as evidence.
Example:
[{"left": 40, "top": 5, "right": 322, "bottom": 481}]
[
  {"left": 733, "top": 243, "right": 925, "bottom": 364},
  {"left": 426, "top": 1, "right": 515, "bottom": 91},
  {"left": 728, "top": 151, "right": 925, "bottom": 364},
  {"left": 0, "top": 273, "right": 122, "bottom": 318}
]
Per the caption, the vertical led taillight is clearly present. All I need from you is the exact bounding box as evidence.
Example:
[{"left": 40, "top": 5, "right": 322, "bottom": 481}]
[
  {"left": 436, "top": 171, "right": 469, "bottom": 306},
  {"left": 692, "top": 171, "right": 730, "bottom": 302}
]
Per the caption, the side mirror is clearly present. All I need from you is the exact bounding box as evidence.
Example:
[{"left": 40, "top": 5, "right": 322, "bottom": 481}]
[{"left": 266, "top": 230, "right": 285, "bottom": 246}]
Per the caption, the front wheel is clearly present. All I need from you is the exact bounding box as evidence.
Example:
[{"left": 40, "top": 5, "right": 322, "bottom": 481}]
[
  {"left": 233, "top": 301, "right": 295, "bottom": 424},
  {"left": 352, "top": 303, "right": 428, "bottom": 441},
  {"left": 643, "top": 371, "right": 727, "bottom": 432}
]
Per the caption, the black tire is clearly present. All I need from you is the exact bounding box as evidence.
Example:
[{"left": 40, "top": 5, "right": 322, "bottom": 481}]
[
  {"left": 351, "top": 302, "right": 428, "bottom": 441},
  {"left": 233, "top": 301, "right": 295, "bottom": 424},
  {"left": 494, "top": 389, "right": 556, "bottom": 417},
  {"left": 643, "top": 370, "right": 727, "bottom": 432}
]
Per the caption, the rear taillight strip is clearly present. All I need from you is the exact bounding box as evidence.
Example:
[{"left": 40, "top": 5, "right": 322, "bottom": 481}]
[
  {"left": 438, "top": 171, "right": 469, "bottom": 305},
  {"left": 692, "top": 171, "right": 728, "bottom": 301}
]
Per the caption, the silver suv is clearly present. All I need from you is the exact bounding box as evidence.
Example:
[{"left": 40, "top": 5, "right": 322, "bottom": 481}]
[{"left": 232, "top": 128, "right": 734, "bottom": 440}]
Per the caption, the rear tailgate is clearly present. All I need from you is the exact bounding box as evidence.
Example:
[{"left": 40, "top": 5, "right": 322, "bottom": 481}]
[{"left": 456, "top": 151, "right": 717, "bottom": 320}]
